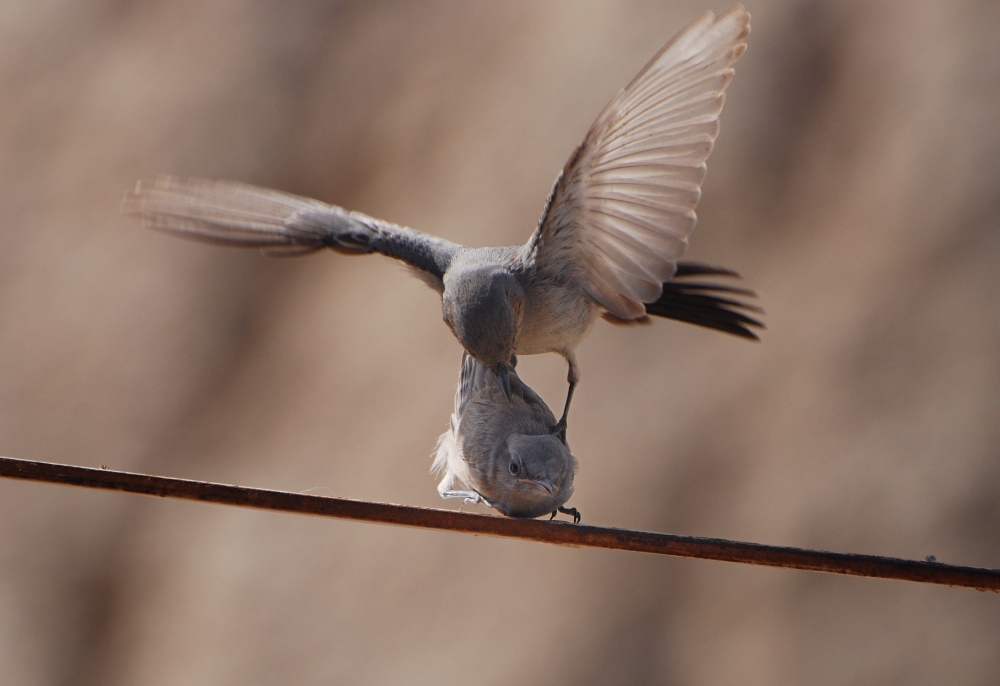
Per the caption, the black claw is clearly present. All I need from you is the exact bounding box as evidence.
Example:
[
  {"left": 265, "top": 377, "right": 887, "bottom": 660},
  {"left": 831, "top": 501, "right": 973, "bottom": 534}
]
[
  {"left": 550, "top": 510, "right": 557, "bottom": 520},
  {"left": 552, "top": 419, "right": 567, "bottom": 444},
  {"left": 558, "top": 506, "right": 581, "bottom": 524}
]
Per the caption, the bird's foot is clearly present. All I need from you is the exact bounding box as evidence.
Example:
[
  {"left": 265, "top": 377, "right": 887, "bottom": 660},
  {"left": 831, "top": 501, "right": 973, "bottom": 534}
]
[
  {"left": 441, "top": 490, "right": 484, "bottom": 506},
  {"left": 552, "top": 418, "right": 568, "bottom": 444},
  {"left": 550, "top": 506, "right": 581, "bottom": 524}
]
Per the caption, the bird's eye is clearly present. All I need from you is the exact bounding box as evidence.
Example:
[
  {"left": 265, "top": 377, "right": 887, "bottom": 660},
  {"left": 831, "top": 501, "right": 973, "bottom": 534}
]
[{"left": 509, "top": 460, "right": 519, "bottom": 475}]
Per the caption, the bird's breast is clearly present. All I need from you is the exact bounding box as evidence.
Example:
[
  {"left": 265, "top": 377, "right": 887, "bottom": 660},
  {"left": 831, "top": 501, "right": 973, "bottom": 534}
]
[{"left": 515, "top": 282, "right": 597, "bottom": 355}]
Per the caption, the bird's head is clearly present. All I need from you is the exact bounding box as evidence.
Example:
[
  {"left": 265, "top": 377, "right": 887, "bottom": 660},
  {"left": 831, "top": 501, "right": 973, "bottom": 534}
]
[
  {"left": 483, "top": 433, "right": 577, "bottom": 519},
  {"left": 442, "top": 267, "right": 524, "bottom": 401}
]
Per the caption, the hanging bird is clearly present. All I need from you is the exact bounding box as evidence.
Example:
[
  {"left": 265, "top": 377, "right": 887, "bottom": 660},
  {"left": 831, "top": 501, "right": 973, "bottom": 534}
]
[{"left": 433, "top": 352, "right": 579, "bottom": 521}]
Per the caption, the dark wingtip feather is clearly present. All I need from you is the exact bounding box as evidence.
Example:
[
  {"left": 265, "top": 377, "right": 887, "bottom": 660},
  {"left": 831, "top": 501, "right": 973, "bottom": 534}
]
[
  {"left": 674, "top": 261, "right": 742, "bottom": 278},
  {"left": 644, "top": 262, "right": 765, "bottom": 340}
]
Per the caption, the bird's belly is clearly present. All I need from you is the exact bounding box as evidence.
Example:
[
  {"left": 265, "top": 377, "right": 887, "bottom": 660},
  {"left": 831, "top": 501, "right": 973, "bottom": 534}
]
[{"left": 515, "top": 290, "right": 597, "bottom": 356}]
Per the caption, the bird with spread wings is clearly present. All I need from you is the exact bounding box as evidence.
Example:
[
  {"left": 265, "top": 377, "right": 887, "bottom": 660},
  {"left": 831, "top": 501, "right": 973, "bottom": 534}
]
[{"left": 124, "top": 6, "right": 762, "bottom": 428}]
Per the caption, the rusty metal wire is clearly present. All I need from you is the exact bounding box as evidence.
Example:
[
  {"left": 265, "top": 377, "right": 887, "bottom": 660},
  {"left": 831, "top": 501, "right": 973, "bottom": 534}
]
[{"left": 1, "top": 454, "right": 998, "bottom": 593}]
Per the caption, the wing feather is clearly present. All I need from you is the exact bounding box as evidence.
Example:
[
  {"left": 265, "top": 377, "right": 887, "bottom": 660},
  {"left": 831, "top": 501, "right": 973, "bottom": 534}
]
[
  {"left": 123, "top": 175, "right": 459, "bottom": 284},
  {"left": 525, "top": 6, "right": 750, "bottom": 319},
  {"left": 122, "top": 176, "right": 364, "bottom": 249}
]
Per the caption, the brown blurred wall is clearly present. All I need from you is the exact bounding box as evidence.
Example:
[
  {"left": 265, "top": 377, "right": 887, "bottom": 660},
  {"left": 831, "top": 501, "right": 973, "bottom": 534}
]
[{"left": 1, "top": 1, "right": 999, "bottom": 684}]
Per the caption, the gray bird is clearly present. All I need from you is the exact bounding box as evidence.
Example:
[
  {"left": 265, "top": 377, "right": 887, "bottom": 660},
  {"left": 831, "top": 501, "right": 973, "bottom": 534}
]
[
  {"left": 123, "top": 6, "right": 761, "bottom": 425},
  {"left": 433, "top": 352, "right": 578, "bottom": 520}
]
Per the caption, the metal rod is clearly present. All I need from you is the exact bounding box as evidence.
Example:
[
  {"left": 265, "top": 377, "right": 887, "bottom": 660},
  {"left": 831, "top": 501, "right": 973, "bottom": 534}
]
[{"left": 1, "top": 454, "right": 997, "bottom": 593}]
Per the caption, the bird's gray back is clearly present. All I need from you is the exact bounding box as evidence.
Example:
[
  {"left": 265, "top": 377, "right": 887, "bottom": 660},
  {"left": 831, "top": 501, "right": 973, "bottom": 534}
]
[
  {"left": 457, "top": 354, "right": 557, "bottom": 453},
  {"left": 452, "top": 352, "right": 559, "bottom": 475}
]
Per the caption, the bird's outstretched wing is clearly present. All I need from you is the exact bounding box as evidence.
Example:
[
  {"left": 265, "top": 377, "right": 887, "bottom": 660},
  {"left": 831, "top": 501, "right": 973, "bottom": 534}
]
[
  {"left": 525, "top": 6, "right": 750, "bottom": 319},
  {"left": 123, "top": 176, "right": 458, "bottom": 285}
]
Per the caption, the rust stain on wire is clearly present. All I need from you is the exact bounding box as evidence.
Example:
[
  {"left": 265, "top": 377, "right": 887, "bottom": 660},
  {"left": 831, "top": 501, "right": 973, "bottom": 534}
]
[{"left": 2, "top": 455, "right": 998, "bottom": 593}]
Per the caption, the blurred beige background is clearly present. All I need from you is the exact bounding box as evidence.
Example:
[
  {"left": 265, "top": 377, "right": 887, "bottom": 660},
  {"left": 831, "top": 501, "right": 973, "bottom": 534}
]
[{"left": 1, "top": 0, "right": 999, "bottom": 683}]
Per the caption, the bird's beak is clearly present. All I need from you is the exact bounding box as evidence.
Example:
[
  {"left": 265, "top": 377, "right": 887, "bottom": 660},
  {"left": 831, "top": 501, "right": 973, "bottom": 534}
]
[
  {"left": 494, "top": 364, "right": 513, "bottom": 404},
  {"left": 521, "top": 478, "right": 554, "bottom": 495}
]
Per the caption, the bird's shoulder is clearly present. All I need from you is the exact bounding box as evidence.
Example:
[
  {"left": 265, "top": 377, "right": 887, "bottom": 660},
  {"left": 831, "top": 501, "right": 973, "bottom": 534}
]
[{"left": 445, "top": 245, "right": 522, "bottom": 272}]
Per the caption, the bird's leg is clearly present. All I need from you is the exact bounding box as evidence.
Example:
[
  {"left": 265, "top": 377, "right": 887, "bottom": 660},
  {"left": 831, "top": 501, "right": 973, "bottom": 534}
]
[
  {"left": 554, "top": 350, "right": 580, "bottom": 433},
  {"left": 556, "top": 382, "right": 575, "bottom": 427},
  {"left": 550, "top": 506, "right": 581, "bottom": 523}
]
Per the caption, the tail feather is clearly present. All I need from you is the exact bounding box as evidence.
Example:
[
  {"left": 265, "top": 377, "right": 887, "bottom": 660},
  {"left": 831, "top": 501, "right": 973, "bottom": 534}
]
[
  {"left": 673, "top": 262, "right": 740, "bottom": 278},
  {"left": 655, "top": 281, "right": 759, "bottom": 299},
  {"left": 644, "top": 261, "right": 765, "bottom": 340}
]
